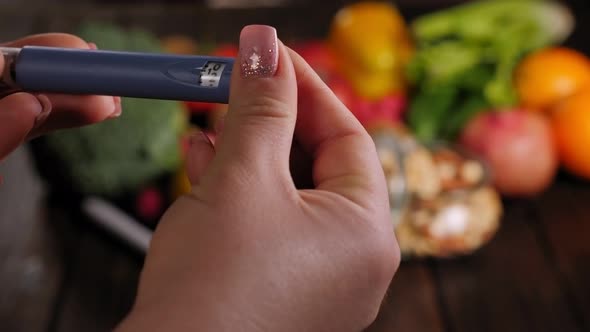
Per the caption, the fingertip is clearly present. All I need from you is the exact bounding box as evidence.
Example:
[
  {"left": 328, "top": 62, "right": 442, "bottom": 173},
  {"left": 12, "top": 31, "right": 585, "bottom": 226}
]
[
  {"left": 5, "top": 33, "right": 91, "bottom": 49},
  {"left": 217, "top": 26, "right": 298, "bottom": 175},
  {"left": 45, "top": 94, "right": 117, "bottom": 126},
  {"left": 0, "top": 93, "right": 43, "bottom": 159}
]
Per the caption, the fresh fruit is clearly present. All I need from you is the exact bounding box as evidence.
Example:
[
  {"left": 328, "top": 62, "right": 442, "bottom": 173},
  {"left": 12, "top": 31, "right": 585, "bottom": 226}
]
[
  {"left": 460, "top": 110, "right": 558, "bottom": 196},
  {"left": 551, "top": 89, "right": 590, "bottom": 179},
  {"left": 329, "top": 1, "right": 413, "bottom": 100},
  {"left": 515, "top": 47, "right": 590, "bottom": 110}
]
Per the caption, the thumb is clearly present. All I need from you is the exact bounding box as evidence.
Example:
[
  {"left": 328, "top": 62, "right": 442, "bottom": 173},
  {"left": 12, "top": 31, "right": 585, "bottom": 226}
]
[
  {"left": 214, "top": 25, "right": 297, "bottom": 177},
  {"left": 0, "top": 93, "right": 51, "bottom": 161}
]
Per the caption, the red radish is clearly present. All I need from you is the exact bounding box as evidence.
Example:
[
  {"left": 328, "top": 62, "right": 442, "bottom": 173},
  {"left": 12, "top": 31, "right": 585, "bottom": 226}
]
[{"left": 460, "top": 109, "right": 558, "bottom": 196}]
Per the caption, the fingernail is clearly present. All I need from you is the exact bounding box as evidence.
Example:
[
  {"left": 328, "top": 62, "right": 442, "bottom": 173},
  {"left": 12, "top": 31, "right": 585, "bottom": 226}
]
[
  {"left": 109, "top": 96, "right": 122, "bottom": 119},
  {"left": 239, "top": 25, "right": 278, "bottom": 78},
  {"left": 34, "top": 94, "right": 52, "bottom": 128},
  {"left": 88, "top": 42, "right": 97, "bottom": 50},
  {"left": 189, "top": 130, "right": 213, "bottom": 147}
]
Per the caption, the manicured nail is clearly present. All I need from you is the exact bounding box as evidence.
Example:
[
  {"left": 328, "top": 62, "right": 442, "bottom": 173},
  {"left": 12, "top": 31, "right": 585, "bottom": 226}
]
[
  {"left": 88, "top": 42, "right": 97, "bottom": 50},
  {"left": 239, "top": 25, "right": 278, "bottom": 78},
  {"left": 109, "top": 96, "right": 122, "bottom": 119},
  {"left": 33, "top": 94, "right": 52, "bottom": 128}
]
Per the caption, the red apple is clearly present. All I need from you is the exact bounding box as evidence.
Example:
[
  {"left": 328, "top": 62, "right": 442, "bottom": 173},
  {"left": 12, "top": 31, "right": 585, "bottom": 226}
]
[{"left": 460, "top": 109, "right": 558, "bottom": 196}]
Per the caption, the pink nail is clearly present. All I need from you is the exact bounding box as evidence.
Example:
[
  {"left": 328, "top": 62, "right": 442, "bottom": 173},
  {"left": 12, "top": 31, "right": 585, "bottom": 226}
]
[
  {"left": 239, "top": 25, "right": 278, "bottom": 78},
  {"left": 34, "top": 94, "right": 52, "bottom": 128},
  {"left": 88, "top": 42, "right": 98, "bottom": 50}
]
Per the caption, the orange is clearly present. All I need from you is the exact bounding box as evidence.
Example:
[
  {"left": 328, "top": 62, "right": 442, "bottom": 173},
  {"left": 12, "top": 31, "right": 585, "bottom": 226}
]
[
  {"left": 552, "top": 89, "right": 590, "bottom": 179},
  {"left": 515, "top": 47, "right": 590, "bottom": 111}
]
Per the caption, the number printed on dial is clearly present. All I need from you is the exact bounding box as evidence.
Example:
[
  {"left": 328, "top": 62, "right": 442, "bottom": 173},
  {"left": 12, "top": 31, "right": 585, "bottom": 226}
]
[{"left": 200, "top": 62, "right": 226, "bottom": 87}]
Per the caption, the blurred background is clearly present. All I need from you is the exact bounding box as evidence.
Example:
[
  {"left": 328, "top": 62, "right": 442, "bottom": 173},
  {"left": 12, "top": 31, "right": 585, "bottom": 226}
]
[{"left": 1, "top": 0, "right": 589, "bottom": 331}]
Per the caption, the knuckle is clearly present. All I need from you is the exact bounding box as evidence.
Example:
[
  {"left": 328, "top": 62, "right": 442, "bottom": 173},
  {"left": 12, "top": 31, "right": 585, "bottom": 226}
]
[{"left": 237, "top": 94, "right": 292, "bottom": 121}]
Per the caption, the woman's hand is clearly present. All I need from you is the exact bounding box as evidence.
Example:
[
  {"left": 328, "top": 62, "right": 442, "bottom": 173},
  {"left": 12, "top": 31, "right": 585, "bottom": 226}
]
[
  {"left": 0, "top": 33, "right": 121, "bottom": 160},
  {"left": 118, "top": 25, "right": 400, "bottom": 332}
]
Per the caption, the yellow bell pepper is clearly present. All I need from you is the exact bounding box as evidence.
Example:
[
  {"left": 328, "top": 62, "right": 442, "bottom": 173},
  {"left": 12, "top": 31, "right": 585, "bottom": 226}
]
[{"left": 329, "top": 2, "right": 414, "bottom": 100}]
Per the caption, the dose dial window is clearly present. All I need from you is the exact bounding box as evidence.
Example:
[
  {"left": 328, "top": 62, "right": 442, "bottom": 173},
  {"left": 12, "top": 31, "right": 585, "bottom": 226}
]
[{"left": 200, "top": 62, "right": 226, "bottom": 87}]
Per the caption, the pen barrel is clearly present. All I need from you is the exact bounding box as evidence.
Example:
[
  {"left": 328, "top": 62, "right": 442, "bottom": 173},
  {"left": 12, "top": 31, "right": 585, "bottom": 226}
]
[{"left": 14, "top": 46, "right": 234, "bottom": 103}]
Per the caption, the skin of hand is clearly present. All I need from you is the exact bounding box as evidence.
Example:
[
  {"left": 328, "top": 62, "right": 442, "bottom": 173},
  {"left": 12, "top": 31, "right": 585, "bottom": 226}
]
[
  {"left": 0, "top": 33, "right": 121, "bottom": 161},
  {"left": 116, "top": 25, "right": 400, "bottom": 332}
]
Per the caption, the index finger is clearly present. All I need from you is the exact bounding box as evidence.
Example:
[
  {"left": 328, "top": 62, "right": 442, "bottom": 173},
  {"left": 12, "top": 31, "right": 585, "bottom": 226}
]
[
  {"left": 3, "top": 33, "right": 117, "bottom": 135},
  {"left": 287, "top": 48, "right": 388, "bottom": 207}
]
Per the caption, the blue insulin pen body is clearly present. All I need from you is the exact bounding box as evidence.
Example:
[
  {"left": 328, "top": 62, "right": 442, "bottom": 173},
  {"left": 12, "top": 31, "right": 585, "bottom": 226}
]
[{"left": 0, "top": 46, "right": 234, "bottom": 103}]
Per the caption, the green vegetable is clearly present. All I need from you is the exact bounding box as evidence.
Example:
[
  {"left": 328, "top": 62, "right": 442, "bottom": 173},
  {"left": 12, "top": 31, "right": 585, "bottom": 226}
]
[
  {"left": 43, "top": 22, "right": 187, "bottom": 196},
  {"left": 406, "top": 0, "right": 574, "bottom": 142},
  {"left": 407, "top": 83, "right": 458, "bottom": 142},
  {"left": 412, "top": 0, "right": 574, "bottom": 47}
]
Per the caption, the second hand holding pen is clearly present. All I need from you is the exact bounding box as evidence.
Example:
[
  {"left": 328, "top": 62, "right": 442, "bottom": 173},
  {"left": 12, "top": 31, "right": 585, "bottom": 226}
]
[{"left": 0, "top": 46, "right": 234, "bottom": 103}]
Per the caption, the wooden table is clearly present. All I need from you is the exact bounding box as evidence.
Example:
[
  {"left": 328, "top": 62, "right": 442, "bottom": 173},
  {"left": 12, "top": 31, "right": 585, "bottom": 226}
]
[{"left": 1, "top": 140, "right": 589, "bottom": 332}]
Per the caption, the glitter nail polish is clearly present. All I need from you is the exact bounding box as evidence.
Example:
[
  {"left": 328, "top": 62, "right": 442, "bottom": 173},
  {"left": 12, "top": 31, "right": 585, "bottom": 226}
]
[{"left": 239, "top": 25, "right": 278, "bottom": 78}]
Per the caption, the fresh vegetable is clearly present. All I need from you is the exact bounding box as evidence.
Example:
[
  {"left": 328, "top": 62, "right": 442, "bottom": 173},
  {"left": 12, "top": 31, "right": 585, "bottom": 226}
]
[
  {"left": 292, "top": 41, "right": 337, "bottom": 82},
  {"left": 515, "top": 47, "right": 590, "bottom": 110},
  {"left": 407, "top": 0, "right": 574, "bottom": 142},
  {"left": 460, "top": 109, "right": 558, "bottom": 196},
  {"left": 551, "top": 89, "right": 590, "bottom": 180},
  {"left": 328, "top": 1, "right": 413, "bottom": 100},
  {"left": 42, "top": 22, "right": 188, "bottom": 196},
  {"left": 171, "top": 167, "right": 192, "bottom": 200},
  {"left": 161, "top": 35, "right": 199, "bottom": 55},
  {"left": 351, "top": 93, "right": 407, "bottom": 127}
]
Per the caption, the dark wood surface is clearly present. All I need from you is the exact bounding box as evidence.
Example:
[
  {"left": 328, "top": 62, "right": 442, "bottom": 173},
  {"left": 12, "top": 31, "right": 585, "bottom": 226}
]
[
  {"left": 2, "top": 145, "right": 590, "bottom": 332},
  {"left": 1, "top": 1, "right": 590, "bottom": 331}
]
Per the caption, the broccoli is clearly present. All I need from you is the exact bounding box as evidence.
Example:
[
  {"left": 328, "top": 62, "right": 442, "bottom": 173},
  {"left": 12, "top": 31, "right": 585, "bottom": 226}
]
[{"left": 42, "top": 22, "right": 188, "bottom": 197}]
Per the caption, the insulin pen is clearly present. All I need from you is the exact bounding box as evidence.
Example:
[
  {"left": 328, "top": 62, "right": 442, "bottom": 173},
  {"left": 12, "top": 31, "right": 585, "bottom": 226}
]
[{"left": 0, "top": 46, "right": 234, "bottom": 103}]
